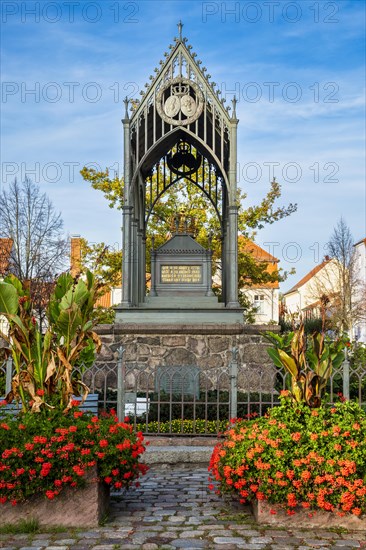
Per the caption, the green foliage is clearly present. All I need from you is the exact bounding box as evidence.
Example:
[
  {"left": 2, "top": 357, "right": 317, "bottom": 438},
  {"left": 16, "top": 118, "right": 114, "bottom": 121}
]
[
  {"left": 136, "top": 418, "right": 229, "bottom": 435},
  {"left": 0, "top": 518, "right": 40, "bottom": 534},
  {"left": 0, "top": 271, "right": 101, "bottom": 413},
  {"left": 279, "top": 317, "right": 323, "bottom": 334},
  {"left": 80, "top": 165, "right": 297, "bottom": 293},
  {"left": 332, "top": 341, "right": 366, "bottom": 404},
  {"left": 92, "top": 306, "right": 116, "bottom": 325},
  {"left": 0, "top": 408, "right": 147, "bottom": 504},
  {"left": 209, "top": 397, "right": 366, "bottom": 517},
  {"left": 77, "top": 238, "right": 122, "bottom": 292},
  {"left": 79, "top": 167, "right": 122, "bottom": 210},
  {"left": 265, "top": 322, "right": 345, "bottom": 407},
  {"left": 349, "top": 341, "right": 366, "bottom": 370}
]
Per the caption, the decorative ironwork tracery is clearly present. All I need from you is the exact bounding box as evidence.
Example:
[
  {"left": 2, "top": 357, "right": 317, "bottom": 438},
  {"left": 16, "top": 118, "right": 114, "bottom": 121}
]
[{"left": 145, "top": 140, "right": 224, "bottom": 224}]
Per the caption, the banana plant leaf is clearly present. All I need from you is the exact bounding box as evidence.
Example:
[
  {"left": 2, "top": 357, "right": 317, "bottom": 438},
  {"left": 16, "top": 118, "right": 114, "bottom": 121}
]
[{"left": 0, "top": 282, "right": 19, "bottom": 315}]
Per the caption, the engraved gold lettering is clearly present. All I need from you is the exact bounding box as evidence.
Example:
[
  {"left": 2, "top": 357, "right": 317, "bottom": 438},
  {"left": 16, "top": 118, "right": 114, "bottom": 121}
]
[{"left": 161, "top": 265, "right": 202, "bottom": 283}]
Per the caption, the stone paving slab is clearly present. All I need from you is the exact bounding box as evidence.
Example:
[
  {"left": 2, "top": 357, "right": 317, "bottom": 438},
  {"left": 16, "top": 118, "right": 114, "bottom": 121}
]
[{"left": 0, "top": 467, "right": 365, "bottom": 550}]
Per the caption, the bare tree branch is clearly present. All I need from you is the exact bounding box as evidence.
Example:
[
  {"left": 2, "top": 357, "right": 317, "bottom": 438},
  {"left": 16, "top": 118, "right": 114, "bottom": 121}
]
[{"left": 0, "top": 177, "right": 68, "bottom": 281}]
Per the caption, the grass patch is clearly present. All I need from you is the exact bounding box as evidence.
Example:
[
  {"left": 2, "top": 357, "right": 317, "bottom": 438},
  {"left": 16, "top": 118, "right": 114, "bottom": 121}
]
[
  {"left": 0, "top": 518, "right": 40, "bottom": 534},
  {"left": 0, "top": 520, "right": 81, "bottom": 536}
]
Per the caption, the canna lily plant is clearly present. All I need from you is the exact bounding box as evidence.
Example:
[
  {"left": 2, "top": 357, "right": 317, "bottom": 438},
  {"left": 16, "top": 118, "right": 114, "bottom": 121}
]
[
  {"left": 0, "top": 271, "right": 101, "bottom": 413},
  {"left": 265, "top": 321, "right": 345, "bottom": 408}
]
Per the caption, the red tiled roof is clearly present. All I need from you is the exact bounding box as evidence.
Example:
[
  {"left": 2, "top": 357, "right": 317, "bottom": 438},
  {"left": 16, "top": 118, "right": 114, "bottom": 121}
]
[
  {"left": 239, "top": 237, "right": 279, "bottom": 262},
  {"left": 354, "top": 238, "right": 366, "bottom": 247},
  {"left": 239, "top": 238, "right": 279, "bottom": 289},
  {"left": 284, "top": 258, "right": 332, "bottom": 295}
]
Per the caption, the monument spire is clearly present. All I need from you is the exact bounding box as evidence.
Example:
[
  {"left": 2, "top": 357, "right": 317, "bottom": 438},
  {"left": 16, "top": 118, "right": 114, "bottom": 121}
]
[{"left": 177, "top": 20, "right": 183, "bottom": 41}]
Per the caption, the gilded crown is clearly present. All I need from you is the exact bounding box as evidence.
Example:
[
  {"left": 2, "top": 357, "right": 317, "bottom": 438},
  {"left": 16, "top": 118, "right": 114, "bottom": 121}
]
[{"left": 172, "top": 83, "right": 190, "bottom": 96}]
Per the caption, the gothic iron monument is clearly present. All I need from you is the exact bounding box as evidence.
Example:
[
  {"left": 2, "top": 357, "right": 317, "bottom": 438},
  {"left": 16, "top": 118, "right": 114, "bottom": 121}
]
[{"left": 115, "top": 23, "right": 243, "bottom": 324}]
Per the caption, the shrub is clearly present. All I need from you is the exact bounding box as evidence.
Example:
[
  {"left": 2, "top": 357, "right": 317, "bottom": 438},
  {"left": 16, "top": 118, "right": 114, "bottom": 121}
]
[
  {"left": 265, "top": 321, "right": 344, "bottom": 407},
  {"left": 209, "top": 395, "right": 366, "bottom": 517},
  {"left": 0, "top": 406, "right": 148, "bottom": 505},
  {"left": 0, "top": 271, "right": 102, "bottom": 413},
  {"left": 135, "top": 418, "right": 230, "bottom": 434}
]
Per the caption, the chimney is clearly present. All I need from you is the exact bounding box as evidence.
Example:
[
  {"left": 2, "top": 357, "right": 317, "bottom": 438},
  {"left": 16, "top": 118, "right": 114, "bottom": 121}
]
[
  {"left": 0, "top": 238, "right": 13, "bottom": 275},
  {"left": 70, "top": 235, "right": 81, "bottom": 277}
]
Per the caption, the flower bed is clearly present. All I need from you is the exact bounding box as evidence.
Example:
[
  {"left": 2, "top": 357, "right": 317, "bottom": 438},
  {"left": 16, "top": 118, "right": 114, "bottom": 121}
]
[
  {"left": 0, "top": 467, "right": 110, "bottom": 527},
  {"left": 136, "top": 418, "right": 229, "bottom": 434},
  {"left": 0, "top": 407, "right": 148, "bottom": 507},
  {"left": 209, "top": 396, "right": 366, "bottom": 521}
]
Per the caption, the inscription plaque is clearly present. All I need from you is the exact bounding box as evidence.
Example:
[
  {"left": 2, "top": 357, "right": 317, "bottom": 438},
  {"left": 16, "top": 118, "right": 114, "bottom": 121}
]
[{"left": 161, "top": 265, "right": 202, "bottom": 284}]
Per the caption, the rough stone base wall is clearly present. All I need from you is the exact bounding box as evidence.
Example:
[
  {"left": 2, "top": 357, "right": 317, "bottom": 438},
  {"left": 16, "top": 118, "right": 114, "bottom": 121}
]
[
  {"left": 2, "top": 471, "right": 109, "bottom": 528},
  {"left": 94, "top": 323, "right": 279, "bottom": 392}
]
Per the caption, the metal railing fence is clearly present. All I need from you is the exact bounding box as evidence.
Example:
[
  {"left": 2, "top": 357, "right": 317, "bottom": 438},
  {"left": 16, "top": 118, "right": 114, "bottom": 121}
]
[{"left": 1, "top": 348, "right": 365, "bottom": 435}]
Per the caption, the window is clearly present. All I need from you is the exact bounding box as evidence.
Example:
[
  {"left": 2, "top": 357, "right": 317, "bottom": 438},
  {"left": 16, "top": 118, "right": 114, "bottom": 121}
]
[{"left": 254, "top": 294, "right": 265, "bottom": 314}]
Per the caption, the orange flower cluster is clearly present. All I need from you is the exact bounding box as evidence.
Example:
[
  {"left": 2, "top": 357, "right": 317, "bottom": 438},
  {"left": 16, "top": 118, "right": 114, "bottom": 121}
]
[{"left": 208, "top": 399, "right": 366, "bottom": 518}]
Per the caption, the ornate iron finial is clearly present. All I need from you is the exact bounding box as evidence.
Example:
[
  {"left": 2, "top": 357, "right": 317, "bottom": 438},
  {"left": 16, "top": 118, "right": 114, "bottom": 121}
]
[
  {"left": 177, "top": 20, "right": 183, "bottom": 40},
  {"left": 123, "top": 97, "right": 129, "bottom": 119},
  {"left": 232, "top": 96, "right": 237, "bottom": 118}
]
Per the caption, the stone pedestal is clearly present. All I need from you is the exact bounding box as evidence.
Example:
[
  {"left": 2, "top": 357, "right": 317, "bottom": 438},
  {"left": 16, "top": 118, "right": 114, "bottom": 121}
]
[
  {"left": 115, "top": 305, "right": 243, "bottom": 324},
  {"left": 95, "top": 323, "right": 279, "bottom": 393},
  {"left": 116, "top": 232, "right": 243, "bottom": 325},
  {"left": 2, "top": 474, "right": 110, "bottom": 528},
  {"left": 252, "top": 500, "right": 366, "bottom": 531}
]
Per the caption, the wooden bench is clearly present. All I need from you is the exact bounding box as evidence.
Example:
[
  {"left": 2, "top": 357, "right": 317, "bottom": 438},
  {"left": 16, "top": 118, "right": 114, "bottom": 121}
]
[{"left": 0, "top": 393, "right": 99, "bottom": 416}]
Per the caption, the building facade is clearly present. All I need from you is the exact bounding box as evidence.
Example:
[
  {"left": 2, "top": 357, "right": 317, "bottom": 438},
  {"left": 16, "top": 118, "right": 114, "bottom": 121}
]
[{"left": 352, "top": 238, "right": 366, "bottom": 342}]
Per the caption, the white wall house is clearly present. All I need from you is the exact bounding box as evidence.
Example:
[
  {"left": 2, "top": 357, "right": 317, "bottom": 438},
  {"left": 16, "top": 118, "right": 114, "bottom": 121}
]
[
  {"left": 239, "top": 240, "right": 280, "bottom": 324},
  {"left": 243, "top": 287, "right": 279, "bottom": 324},
  {"left": 282, "top": 257, "right": 340, "bottom": 319},
  {"left": 352, "top": 238, "right": 366, "bottom": 343}
]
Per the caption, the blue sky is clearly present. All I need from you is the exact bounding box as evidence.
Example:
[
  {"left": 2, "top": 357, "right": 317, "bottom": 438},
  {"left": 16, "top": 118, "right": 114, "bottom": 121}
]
[{"left": 1, "top": 0, "right": 365, "bottom": 291}]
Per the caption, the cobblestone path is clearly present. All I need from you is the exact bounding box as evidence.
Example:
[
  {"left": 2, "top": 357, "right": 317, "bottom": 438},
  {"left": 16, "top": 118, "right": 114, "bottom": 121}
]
[{"left": 1, "top": 467, "right": 365, "bottom": 550}]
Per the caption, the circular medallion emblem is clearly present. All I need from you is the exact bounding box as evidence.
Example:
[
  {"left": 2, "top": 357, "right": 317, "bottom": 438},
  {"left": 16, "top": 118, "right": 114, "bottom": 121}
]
[
  {"left": 180, "top": 94, "right": 197, "bottom": 117},
  {"left": 164, "top": 95, "right": 180, "bottom": 117},
  {"left": 156, "top": 77, "right": 204, "bottom": 126}
]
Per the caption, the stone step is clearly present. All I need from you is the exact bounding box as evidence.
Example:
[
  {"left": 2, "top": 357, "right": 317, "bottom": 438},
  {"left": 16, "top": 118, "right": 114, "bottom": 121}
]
[
  {"left": 145, "top": 296, "right": 221, "bottom": 308},
  {"left": 145, "top": 445, "right": 214, "bottom": 465},
  {"left": 144, "top": 436, "right": 217, "bottom": 465}
]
